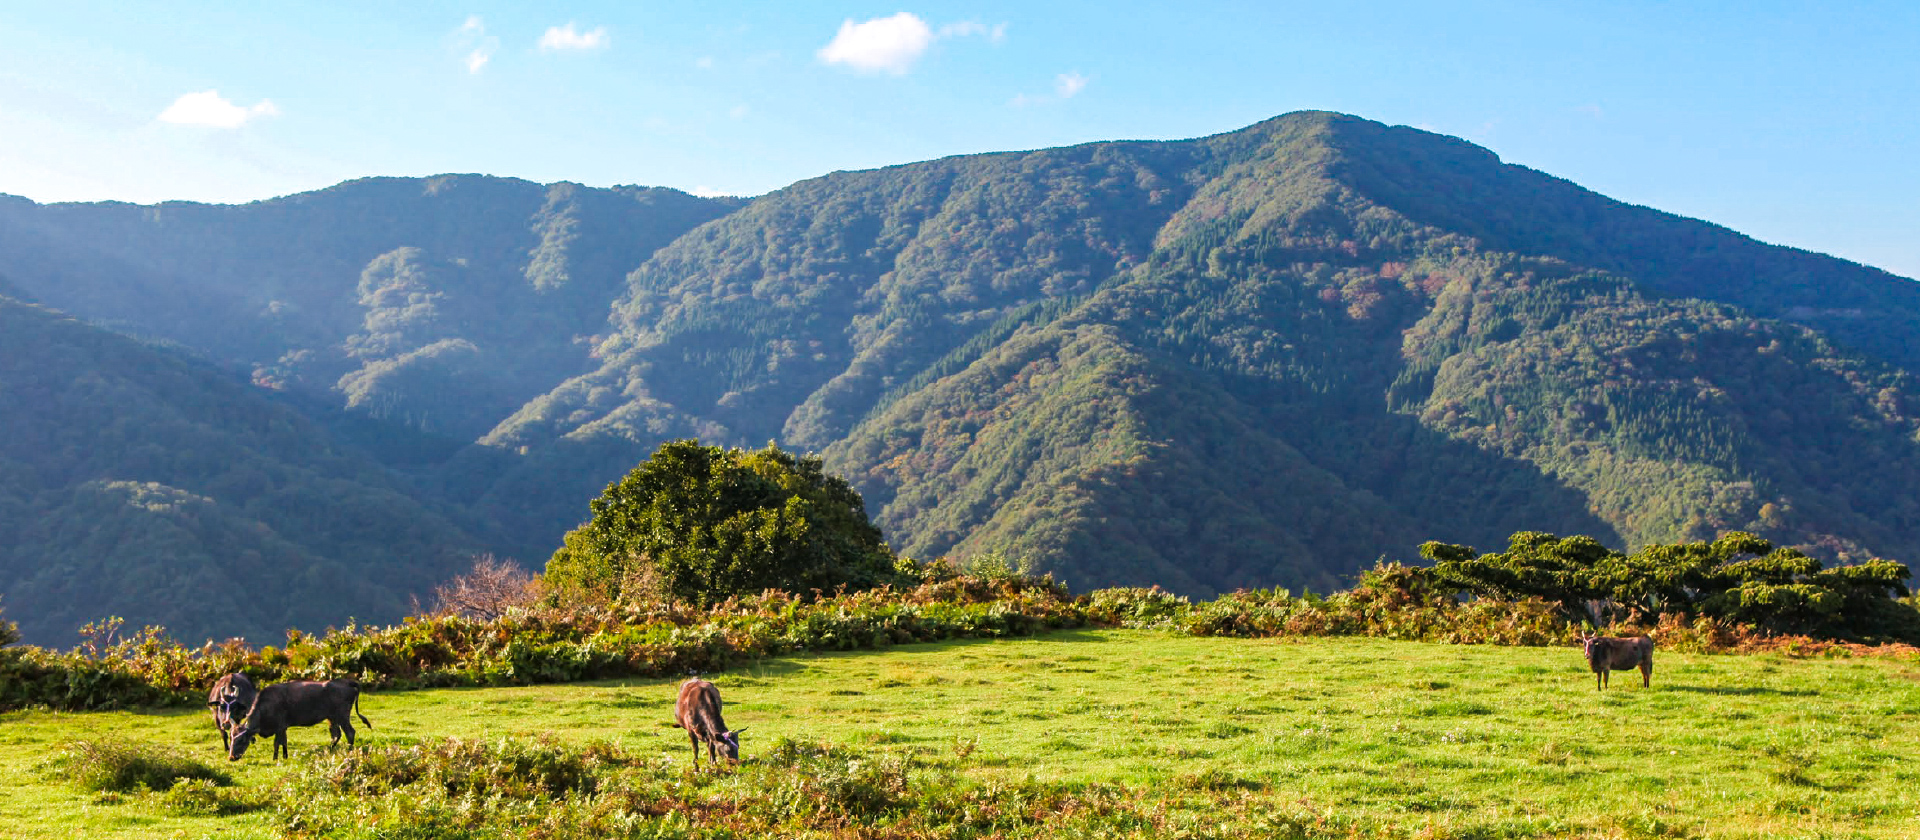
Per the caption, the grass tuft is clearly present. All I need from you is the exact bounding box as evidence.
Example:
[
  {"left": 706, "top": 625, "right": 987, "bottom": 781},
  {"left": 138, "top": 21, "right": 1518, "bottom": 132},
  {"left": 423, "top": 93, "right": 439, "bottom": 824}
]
[{"left": 41, "top": 739, "right": 231, "bottom": 793}]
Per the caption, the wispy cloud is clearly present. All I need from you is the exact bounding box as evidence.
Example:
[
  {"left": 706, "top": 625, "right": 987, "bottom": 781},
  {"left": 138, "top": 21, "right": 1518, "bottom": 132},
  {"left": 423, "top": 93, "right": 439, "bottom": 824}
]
[
  {"left": 157, "top": 90, "right": 279, "bottom": 128},
  {"left": 1055, "top": 71, "right": 1088, "bottom": 98},
  {"left": 818, "top": 12, "right": 933, "bottom": 74},
  {"left": 454, "top": 16, "right": 500, "bottom": 74},
  {"left": 938, "top": 20, "right": 1008, "bottom": 43},
  {"left": 539, "top": 22, "right": 610, "bottom": 52},
  {"left": 1576, "top": 103, "right": 1604, "bottom": 119},
  {"left": 1012, "top": 71, "right": 1091, "bottom": 107}
]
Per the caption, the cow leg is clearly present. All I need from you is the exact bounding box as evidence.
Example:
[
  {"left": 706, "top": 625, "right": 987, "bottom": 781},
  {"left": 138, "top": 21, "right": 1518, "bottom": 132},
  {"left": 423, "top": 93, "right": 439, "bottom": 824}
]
[
  {"left": 275, "top": 731, "right": 290, "bottom": 761},
  {"left": 688, "top": 732, "right": 700, "bottom": 767},
  {"left": 1641, "top": 660, "right": 1652, "bottom": 687},
  {"left": 330, "top": 722, "right": 343, "bottom": 747},
  {"left": 339, "top": 716, "right": 357, "bottom": 748}
]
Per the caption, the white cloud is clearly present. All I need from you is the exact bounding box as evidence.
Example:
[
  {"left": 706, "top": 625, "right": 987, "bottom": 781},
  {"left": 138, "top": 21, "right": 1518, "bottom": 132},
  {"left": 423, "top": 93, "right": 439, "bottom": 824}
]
[
  {"left": 1576, "top": 103, "right": 1604, "bottom": 119},
  {"left": 690, "top": 185, "right": 732, "bottom": 198},
  {"left": 539, "top": 22, "right": 610, "bottom": 52},
  {"left": 1055, "top": 71, "right": 1088, "bottom": 98},
  {"left": 818, "top": 12, "right": 933, "bottom": 74},
  {"left": 695, "top": 55, "right": 715, "bottom": 69},
  {"left": 453, "top": 16, "right": 499, "bottom": 74},
  {"left": 729, "top": 104, "right": 750, "bottom": 120},
  {"left": 157, "top": 90, "right": 279, "bottom": 128}
]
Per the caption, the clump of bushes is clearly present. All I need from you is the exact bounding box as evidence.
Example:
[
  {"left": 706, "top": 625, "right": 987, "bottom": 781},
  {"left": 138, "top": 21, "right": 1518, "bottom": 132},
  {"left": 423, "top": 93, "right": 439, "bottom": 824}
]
[
  {"left": 0, "top": 570, "right": 1090, "bottom": 713},
  {"left": 266, "top": 734, "right": 1365, "bottom": 839},
  {"left": 42, "top": 739, "right": 232, "bottom": 793},
  {"left": 1084, "top": 565, "right": 1575, "bottom": 647}
]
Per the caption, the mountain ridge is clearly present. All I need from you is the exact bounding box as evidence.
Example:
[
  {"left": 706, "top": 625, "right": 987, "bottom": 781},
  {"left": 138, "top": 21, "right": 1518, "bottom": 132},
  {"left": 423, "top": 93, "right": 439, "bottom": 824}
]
[{"left": 4, "top": 110, "right": 1919, "bottom": 640}]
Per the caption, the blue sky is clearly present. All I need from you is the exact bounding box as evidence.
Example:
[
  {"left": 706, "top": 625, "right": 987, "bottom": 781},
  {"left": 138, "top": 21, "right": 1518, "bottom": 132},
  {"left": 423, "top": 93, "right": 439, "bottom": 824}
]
[{"left": 2, "top": 1, "right": 1915, "bottom": 278}]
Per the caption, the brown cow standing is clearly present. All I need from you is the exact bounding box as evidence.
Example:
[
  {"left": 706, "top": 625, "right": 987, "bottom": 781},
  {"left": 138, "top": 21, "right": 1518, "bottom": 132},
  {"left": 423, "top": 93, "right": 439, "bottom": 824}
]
[
  {"left": 674, "top": 678, "right": 744, "bottom": 766},
  {"left": 1580, "top": 632, "right": 1654, "bottom": 690}
]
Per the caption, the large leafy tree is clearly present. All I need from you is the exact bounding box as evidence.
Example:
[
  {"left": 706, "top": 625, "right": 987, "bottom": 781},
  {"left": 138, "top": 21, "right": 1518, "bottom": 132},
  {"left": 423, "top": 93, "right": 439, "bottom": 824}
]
[{"left": 545, "top": 440, "right": 898, "bottom": 605}]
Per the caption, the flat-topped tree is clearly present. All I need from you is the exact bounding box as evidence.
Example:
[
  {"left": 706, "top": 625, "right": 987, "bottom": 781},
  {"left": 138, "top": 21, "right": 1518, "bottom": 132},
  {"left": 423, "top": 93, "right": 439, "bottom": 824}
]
[
  {"left": 1423, "top": 531, "right": 1917, "bottom": 642},
  {"left": 544, "top": 439, "right": 900, "bottom": 606}
]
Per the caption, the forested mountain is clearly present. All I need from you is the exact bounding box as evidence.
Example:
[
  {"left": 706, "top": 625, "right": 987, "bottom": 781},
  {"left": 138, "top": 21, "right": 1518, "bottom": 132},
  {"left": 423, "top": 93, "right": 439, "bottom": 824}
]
[
  {"left": 0, "top": 294, "right": 483, "bottom": 645},
  {"left": 487, "top": 111, "right": 1920, "bottom": 595},
  {"left": 5, "top": 110, "right": 1920, "bottom": 640}
]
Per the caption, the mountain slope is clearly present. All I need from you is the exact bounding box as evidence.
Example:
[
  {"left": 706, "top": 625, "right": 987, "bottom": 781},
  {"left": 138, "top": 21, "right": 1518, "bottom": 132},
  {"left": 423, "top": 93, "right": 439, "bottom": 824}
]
[
  {"left": 0, "top": 294, "right": 484, "bottom": 645},
  {"left": 498, "top": 111, "right": 1920, "bottom": 591}
]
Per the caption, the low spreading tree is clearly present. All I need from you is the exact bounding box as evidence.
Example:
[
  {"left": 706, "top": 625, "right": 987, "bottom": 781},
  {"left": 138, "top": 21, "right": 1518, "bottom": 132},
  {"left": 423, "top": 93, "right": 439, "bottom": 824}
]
[
  {"left": 544, "top": 440, "right": 900, "bottom": 605},
  {"left": 1421, "top": 531, "right": 1917, "bottom": 641}
]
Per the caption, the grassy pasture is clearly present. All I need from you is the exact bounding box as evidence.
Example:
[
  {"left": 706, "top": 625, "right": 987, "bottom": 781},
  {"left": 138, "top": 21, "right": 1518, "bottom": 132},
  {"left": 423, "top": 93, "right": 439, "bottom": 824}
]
[{"left": 2, "top": 629, "right": 1918, "bottom": 839}]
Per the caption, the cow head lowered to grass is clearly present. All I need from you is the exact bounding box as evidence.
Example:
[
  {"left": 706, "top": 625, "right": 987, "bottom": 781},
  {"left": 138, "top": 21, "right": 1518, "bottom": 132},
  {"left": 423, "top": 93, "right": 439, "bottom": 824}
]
[
  {"left": 675, "top": 678, "right": 744, "bottom": 766},
  {"left": 228, "top": 678, "right": 372, "bottom": 761},
  {"left": 205, "top": 672, "right": 257, "bottom": 752}
]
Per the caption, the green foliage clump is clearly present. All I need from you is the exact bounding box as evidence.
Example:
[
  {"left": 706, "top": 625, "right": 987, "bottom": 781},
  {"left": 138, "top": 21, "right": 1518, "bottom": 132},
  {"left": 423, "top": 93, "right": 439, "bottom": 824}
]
[
  {"left": 0, "top": 597, "right": 18, "bottom": 648},
  {"left": 156, "top": 777, "right": 261, "bottom": 817},
  {"left": 42, "top": 739, "right": 231, "bottom": 793},
  {"left": 1423, "top": 531, "right": 1918, "bottom": 641},
  {"left": 546, "top": 439, "right": 900, "bottom": 605}
]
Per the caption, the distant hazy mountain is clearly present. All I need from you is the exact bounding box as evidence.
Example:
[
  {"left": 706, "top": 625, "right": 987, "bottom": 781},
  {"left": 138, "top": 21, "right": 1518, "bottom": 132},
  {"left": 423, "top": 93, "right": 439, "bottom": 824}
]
[
  {"left": 0, "top": 177, "right": 741, "bottom": 440},
  {"left": 4, "top": 111, "right": 1918, "bottom": 638}
]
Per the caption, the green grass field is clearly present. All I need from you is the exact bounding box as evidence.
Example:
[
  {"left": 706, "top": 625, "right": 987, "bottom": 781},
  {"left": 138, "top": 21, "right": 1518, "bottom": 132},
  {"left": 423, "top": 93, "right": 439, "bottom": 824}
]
[{"left": 4, "top": 629, "right": 1918, "bottom": 839}]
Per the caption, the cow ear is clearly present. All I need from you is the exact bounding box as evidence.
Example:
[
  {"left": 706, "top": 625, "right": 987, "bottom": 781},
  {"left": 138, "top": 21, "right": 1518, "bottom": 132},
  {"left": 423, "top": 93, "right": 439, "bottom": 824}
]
[{"left": 732, "top": 727, "right": 747, "bottom": 735}]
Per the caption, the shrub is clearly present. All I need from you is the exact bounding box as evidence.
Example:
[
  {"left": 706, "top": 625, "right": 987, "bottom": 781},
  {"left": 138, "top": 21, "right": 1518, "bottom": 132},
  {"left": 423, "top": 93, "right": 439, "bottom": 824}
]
[
  {"left": 44, "top": 740, "right": 232, "bottom": 793},
  {"left": 157, "top": 777, "right": 260, "bottom": 816}
]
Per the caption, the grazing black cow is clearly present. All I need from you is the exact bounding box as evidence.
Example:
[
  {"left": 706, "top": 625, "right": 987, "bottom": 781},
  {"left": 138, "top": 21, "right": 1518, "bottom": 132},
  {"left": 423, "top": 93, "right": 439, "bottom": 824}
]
[
  {"left": 205, "top": 672, "right": 258, "bottom": 752},
  {"left": 228, "top": 678, "right": 372, "bottom": 761},
  {"left": 674, "top": 678, "right": 743, "bottom": 766},
  {"left": 1580, "top": 632, "right": 1655, "bottom": 690}
]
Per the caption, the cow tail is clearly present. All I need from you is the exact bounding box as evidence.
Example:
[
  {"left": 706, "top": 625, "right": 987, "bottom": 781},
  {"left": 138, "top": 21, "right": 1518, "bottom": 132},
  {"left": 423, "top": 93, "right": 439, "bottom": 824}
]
[{"left": 355, "top": 692, "right": 373, "bottom": 729}]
